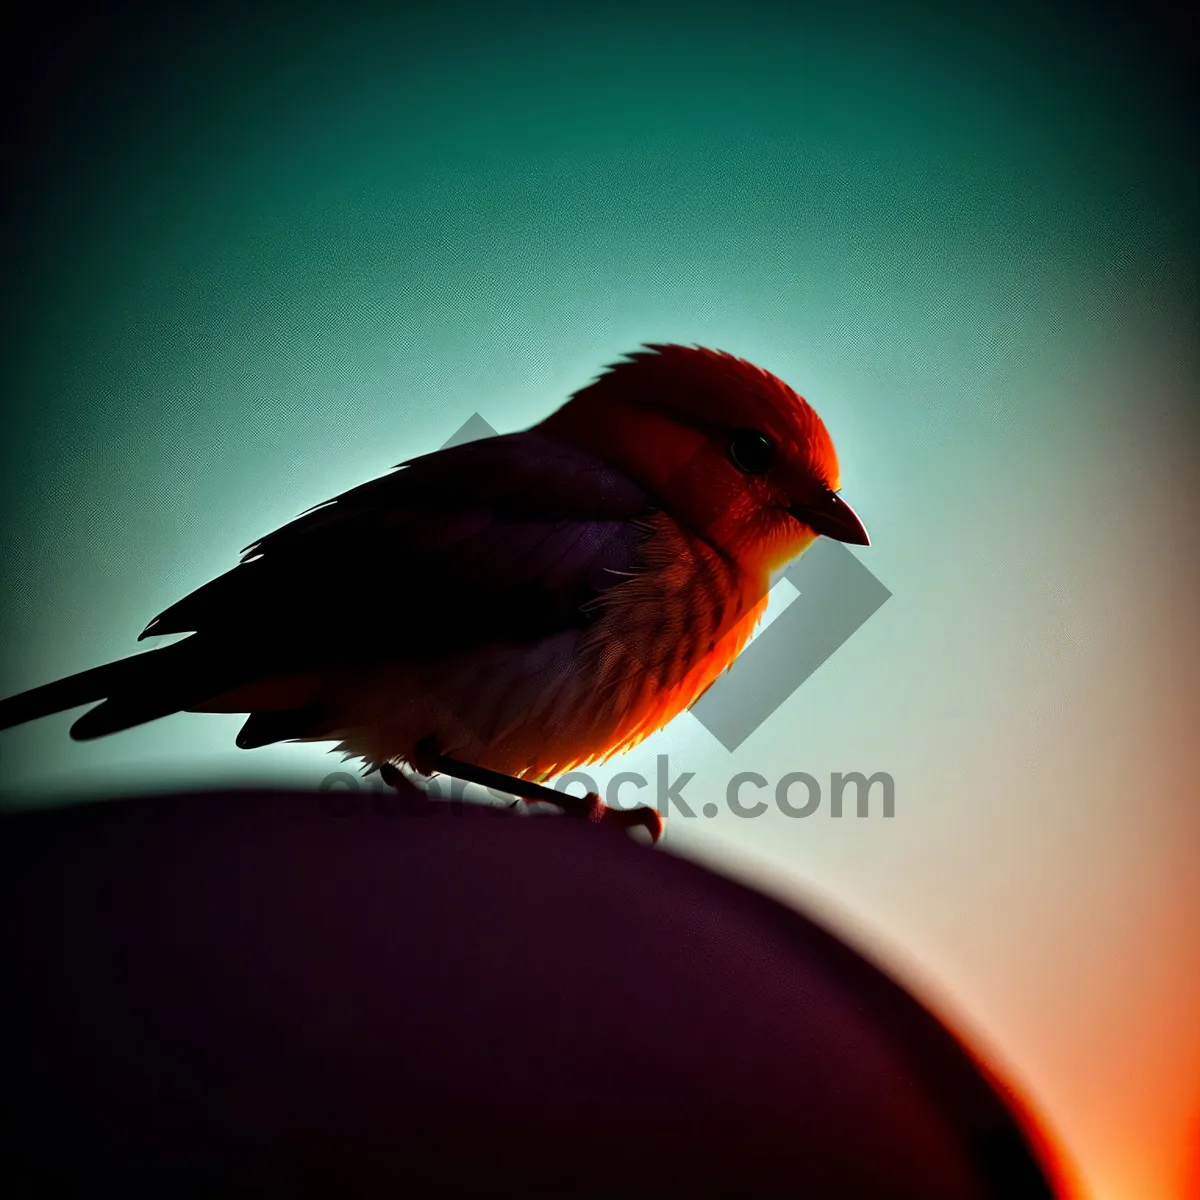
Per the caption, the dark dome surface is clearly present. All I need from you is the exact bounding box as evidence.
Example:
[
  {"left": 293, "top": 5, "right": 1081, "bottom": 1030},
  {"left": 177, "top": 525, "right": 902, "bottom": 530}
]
[{"left": 0, "top": 787, "right": 1057, "bottom": 1196}]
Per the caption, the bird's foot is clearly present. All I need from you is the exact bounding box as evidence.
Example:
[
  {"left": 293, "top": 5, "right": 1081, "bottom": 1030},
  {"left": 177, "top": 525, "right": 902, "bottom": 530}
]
[
  {"left": 497, "top": 790, "right": 663, "bottom": 843},
  {"left": 532, "top": 788, "right": 661, "bottom": 841},
  {"left": 569, "top": 792, "right": 663, "bottom": 843}
]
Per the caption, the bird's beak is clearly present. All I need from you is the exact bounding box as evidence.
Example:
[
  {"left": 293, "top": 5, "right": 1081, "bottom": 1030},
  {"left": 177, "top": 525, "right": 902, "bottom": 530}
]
[{"left": 788, "top": 491, "right": 870, "bottom": 546}]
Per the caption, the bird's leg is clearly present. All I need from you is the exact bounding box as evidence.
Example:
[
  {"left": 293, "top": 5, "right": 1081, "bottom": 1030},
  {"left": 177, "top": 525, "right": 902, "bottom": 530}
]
[
  {"left": 399, "top": 736, "right": 662, "bottom": 843},
  {"left": 378, "top": 757, "right": 516, "bottom": 806}
]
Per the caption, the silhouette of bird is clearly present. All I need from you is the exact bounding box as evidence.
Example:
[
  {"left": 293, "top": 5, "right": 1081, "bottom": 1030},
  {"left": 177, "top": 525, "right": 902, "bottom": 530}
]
[{"left": 0, "top": 345, "right": 870, "bottom": 840}]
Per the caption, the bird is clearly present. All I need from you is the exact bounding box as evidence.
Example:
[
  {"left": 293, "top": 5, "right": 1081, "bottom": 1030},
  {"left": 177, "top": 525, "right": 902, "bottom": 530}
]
[{"left": 0, "top": 344, "right": 869, "bottom": 841}]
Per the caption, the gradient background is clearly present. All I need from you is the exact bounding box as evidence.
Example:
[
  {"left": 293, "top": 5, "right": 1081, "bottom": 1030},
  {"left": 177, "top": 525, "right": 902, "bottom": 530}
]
[{"left": 1, "top": 2, "right": 1196, "bottom": 1196}]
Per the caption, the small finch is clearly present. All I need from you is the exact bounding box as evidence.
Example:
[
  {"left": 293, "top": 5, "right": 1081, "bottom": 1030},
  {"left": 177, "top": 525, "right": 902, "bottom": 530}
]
[{"left": 0, "top": 345, "right": 869, "bottom": 840}]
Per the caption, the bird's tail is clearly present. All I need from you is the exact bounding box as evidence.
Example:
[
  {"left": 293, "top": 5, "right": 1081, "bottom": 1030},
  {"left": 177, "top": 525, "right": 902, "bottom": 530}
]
[{"left": 0, "top": 637, "right": 240, "bottom": 741}]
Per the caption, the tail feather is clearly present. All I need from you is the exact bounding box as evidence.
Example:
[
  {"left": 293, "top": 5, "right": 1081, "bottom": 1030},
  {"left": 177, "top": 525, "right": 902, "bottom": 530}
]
[
  {"left": 0, "top": 638, "right": 245, "bottom": 739},
  {"left": 0, "top": 654, "right": 150, "bottom": 731},
  {"left": 69, "top": 690, "right": 210, "bottom": 741}
]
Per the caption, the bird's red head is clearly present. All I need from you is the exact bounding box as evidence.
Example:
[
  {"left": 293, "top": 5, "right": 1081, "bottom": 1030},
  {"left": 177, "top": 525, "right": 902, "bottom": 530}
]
[{"left": 540, "top": 344, "right": 869, "bottom": 579}]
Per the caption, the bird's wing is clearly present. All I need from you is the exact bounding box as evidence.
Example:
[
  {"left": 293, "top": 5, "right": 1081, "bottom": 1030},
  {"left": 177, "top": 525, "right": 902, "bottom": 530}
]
[{"left": 140, "top": 429, "right": 655, "bottom": 664}]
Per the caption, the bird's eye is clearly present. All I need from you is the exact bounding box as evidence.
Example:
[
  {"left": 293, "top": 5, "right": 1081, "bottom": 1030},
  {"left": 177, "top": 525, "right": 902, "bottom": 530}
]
[{"left": 728, "top": 430, "right": 773, "bottom": 474}]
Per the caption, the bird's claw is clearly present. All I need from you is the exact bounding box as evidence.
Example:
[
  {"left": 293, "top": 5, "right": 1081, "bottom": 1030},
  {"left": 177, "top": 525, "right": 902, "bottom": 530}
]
[
  {"left": 516, "top": 791, "right": 662, "bottom": 843},
  {"left": 582, "top": 792, "right": 663, "bottom": 844}
]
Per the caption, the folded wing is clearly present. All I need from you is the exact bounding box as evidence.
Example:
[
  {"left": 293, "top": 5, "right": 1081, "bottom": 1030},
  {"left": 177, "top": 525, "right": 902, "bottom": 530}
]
[
  {"left": 0, "top": 431, "right": 655, "bottom": 741},
  {"left": 142, "top": 429, "right": 653, "bottom": 656}
]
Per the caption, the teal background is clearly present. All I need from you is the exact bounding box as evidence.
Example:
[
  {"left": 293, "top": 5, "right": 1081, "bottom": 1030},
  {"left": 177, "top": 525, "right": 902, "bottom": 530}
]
[{"left": 2, "top": 4, "right": 1196, "bottom": 1196}]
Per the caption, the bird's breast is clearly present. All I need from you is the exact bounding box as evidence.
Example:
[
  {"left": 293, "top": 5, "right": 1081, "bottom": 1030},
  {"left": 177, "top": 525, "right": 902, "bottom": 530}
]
[
  {"left": 327, "top": 515, "right": 767, "bottom": 781},
  {"left": 571, "top": 513, "right": 768, "bottom": 760}
]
